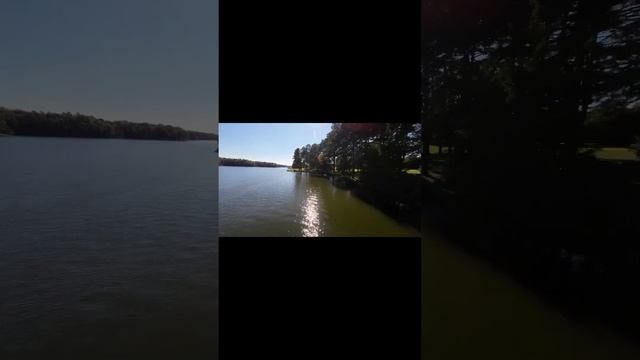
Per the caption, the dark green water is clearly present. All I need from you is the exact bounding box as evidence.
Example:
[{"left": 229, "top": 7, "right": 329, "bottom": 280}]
[
  {"left": 219, "top": 166, "right": 418, "bottom": 237},
  {"left": 422, "top": 229, "right": 640, "bottom": 359}
]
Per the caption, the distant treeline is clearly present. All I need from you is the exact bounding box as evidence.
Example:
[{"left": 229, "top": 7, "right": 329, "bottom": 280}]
[
  {"left": 0, "top": 107, "right": 217, "bottom": 141},
  {"left": 219, "top": 157, "right": 286, "bottom": 167}
]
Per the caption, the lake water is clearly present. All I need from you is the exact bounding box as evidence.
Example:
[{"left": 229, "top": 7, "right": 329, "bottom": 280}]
[
  {"left": 219, "top": 166, "right": 418, "bottom": 237},
  {"left": 0, "top": 137, "right": 218, "bottom": 359}
]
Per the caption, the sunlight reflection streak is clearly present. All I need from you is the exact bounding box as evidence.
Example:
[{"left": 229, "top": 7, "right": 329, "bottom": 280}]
[{"left": 301, "top": 189, "right": 320, "bottom": 237}]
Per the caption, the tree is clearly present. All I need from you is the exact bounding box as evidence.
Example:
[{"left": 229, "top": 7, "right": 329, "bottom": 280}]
[
  {"left": 290, "top": 123, "right": 421, "bottom": 176},
  {"left": 421, "top": 0, "right": 640, "bottom": 338},
  {"left": 292, "top": 148, "right": 302, "bottom": 168},
  {"left": 300, "top": 145, "right": 310, "bottom": 169}
]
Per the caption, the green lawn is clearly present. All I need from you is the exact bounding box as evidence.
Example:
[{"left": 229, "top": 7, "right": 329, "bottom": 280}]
[
  {"left": 422, "top": 229, "right": 640, "bottom": 360},
  {"left": 429, "top": 146, "right": 638, "bottom": 161},
  {"left": 591, "top": 147, "right": 638, "bottom": 161},
  {"left": 429, "top": 145, "right": 450, "bottom": 155}
]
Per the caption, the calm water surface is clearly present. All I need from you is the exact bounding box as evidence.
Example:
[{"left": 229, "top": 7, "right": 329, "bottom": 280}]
[
  {"left": 219, "top": 166, "right": 417, "bottom": 237},
  {"left": 0, "top": 137, "right": 218, "bottom": 359}
]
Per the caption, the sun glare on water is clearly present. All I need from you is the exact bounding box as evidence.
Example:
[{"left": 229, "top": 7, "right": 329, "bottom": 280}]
[{"left": 301, "top": 189, "right": 321, "bottom": 237}]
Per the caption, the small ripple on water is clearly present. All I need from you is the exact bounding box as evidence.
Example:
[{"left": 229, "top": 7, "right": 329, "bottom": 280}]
[{"left": 0, "top": 138, "right": 219, "bottom": 357}]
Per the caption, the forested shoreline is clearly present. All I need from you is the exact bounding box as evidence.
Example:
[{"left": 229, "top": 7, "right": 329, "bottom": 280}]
[
  {"left": 219, "top": 157, "right": 287, "bottom": 167},
  {"left": 422, "top": 0, "right": 640, "bottom": 339},
  {"left": 289, "top": 123, "right": 422, "bottom": 229},
  {"left": 0, "top": 107, "right": 217, "bottom": 141}
]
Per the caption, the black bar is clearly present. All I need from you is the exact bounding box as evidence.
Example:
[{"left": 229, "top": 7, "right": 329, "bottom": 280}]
[
  {"left": 219, "top": 237, "right": 421, "bottom": 359},
  {"left": 219, "top": 0, "right": 420, "bottom": 123}
]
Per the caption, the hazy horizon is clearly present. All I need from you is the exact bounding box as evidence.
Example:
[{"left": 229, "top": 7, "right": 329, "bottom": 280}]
[{"left": 0, "top": 0, "right": 218, "bottom": 134}]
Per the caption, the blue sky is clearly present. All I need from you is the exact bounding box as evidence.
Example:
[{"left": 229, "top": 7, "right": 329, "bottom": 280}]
[
  {"left": 0, "top": 0, "right": 218, "bottom": 133},
  {"left": 219, "top": 123, "right": 333, "bottom": 166}
]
